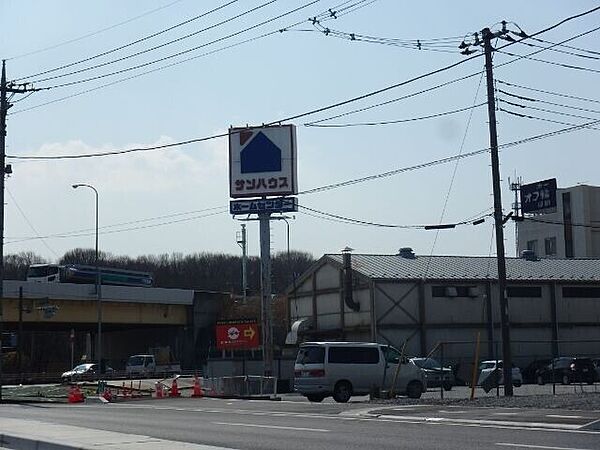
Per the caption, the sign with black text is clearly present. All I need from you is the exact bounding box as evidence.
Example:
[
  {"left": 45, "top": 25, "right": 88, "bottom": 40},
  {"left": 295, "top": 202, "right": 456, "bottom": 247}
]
[{"left": 521, "top": 178, "right": 557, "bottom": 213}]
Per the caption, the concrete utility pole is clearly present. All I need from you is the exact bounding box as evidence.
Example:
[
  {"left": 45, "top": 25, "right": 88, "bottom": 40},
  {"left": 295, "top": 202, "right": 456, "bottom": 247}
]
[
  {"left": 481, "top": 27, "right": 513, "bottom": 396},
  {"left": 236, "top": 224, "right": 248, "bottom": 303},
  {"left": 259, "top": 212, "right": 273, "bottom": 376},
  {"left": 0, "top": 60, "right": 39, "bottom": 402}
]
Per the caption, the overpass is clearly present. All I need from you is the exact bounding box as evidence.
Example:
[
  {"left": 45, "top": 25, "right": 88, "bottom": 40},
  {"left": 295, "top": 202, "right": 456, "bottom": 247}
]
[{"left": 1, "top": 281, "right": 224, "bottom": 373}]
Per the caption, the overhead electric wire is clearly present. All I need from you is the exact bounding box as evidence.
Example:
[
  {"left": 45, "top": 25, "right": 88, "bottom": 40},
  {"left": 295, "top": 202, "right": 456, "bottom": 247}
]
[
  {"left": 499, "top": 107, "right": 600, "bottom": 131},
  {"left": 521, "top": 216, "right": 600, "bottom": 230},
  {"left": 298, "top": 118, "right": 600, "bottom": 195},
  {"left": 16, "top": 0, "right": 239, "bottom": 81},
  {"left": 507, "top": 37, "right": 600, "bottom": 61},
  {"left": 530, "top": 36, "right": 600, "bottom": 57},
  {"left": 7, "top": 0, "right": 186, "bottom": 61},
  {"left": 9, "top": 5, "right": 600, "bottom": 160},
  {"left": 298, "top": 205, "right": 490, "bottom": 229},
  {"left": 27, "top": 0, "right": 273, "bottom": 85},
  {"left": 497, "top": 79, "right": 600, "bottom": 105},
  {"left": 37, "top": 0, "right": 317, "bottom": 90},
  {"left": 498, "top": 88, "right": 600, "bottom": 114},
  {"left": 5, "top": 207, "right": 229, "bottom": 244},
  {"left": 304, "top": 102, "right": 486, "bottom": 127},
  {"left": 497, "top": 47, "right": 600, "bottom": 74},
  {"left": 6, "top": 188, "right": 59, "bottom": 258},
  {"left": 498, "top": 98, "right": 598, "bottom": 121}
]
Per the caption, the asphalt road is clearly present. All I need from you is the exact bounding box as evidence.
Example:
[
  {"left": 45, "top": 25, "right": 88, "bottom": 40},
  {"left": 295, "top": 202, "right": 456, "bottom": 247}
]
[{"left": 1, "top": 396, "right": 599, "bottom": 450}]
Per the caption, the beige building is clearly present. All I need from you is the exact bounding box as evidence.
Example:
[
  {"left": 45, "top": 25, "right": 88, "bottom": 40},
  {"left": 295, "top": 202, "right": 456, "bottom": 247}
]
[{"left": 517, "top": 184, "right": 600, "bottom": 258}]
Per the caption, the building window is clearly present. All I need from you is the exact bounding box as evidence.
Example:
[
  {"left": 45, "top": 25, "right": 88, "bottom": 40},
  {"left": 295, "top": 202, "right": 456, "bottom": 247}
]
[
  {"left": 507, "top": 286, "right": 542, "bottom": 297},
  {"left": 562, "top": 286, "right": 600, "bottom": 298},
  {"left": 526, "top": 240, "right": 538, "bottom": 254},
  {"left": 545, "top": 237, "right": 557, "bottom": 256},
  {"left": 563, "top": 192, "right": 573, "bottom": 258},
  {"left": 432, "top": 286, "right": 479, "bottom": 298}
]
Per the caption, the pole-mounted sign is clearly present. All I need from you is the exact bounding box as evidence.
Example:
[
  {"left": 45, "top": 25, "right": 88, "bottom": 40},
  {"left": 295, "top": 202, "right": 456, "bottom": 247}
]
[{"left": 229, "top": 124, "right": 297, "bottom": 198}]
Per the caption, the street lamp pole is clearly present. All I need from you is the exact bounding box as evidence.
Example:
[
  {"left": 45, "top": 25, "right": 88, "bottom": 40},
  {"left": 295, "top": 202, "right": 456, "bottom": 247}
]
[{"left": 72, "top": 183, "right": 102, "bottom": 375}]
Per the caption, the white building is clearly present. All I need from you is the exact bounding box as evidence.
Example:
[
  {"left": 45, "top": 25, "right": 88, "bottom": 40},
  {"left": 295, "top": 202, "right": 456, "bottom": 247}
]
[{"left": 516, "top": 184, "right": 600, "bottom": 258}]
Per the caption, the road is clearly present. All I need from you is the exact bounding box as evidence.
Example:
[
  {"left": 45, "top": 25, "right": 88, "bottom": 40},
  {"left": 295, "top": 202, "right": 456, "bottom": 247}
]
[{"left": 1, "top": 396, "right": 599, "bottom": 449}]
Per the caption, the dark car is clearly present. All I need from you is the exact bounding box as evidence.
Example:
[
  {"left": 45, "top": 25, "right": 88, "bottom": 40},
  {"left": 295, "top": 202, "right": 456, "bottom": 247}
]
[
  {"left": 61, "top": 363, "right": 114, "bottom": 383},
  {"left": 410, "top": 357, "right": 455, "bottom": 391},
  {"left": 522, "top": 359, "right": 551, "bottom": 384},
  {"left": 535, "top": 357, "right": 597, "bottom": 385}
]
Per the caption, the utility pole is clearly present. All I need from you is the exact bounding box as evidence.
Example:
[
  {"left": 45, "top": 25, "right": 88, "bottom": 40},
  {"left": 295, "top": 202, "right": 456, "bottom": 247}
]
[
  {"left": 481, "top": 27, "right": 513, "bottom": 396},
  {"left": 0, "top": 60, "right": 39, "bottom": 402},
  {"left": 236, "top": 224, "right": 248, "bottom": 303},
  {"left": 259, "top": 212, "right": 273, "bottom": 377}
]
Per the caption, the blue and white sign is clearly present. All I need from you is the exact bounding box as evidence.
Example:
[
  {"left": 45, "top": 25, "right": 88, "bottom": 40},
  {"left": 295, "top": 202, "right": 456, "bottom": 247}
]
[
  {"left": 521, "top": 178, "right": 557, "bottom": 213},
  {"left": 229, "top": 124, "right": 297, "bottom": 198},
  {"left": 230, "top": 197, "right": 298, "bottom": 215}
]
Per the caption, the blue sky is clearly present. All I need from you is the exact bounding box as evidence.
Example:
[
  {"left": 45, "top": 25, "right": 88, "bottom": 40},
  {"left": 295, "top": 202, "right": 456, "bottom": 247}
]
[{"left": 1, "top": 0, "right": 598, "bottom": 261}]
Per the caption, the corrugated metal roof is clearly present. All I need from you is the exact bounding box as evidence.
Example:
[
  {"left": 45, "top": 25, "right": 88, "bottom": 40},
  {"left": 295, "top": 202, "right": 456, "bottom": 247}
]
[{"left": 326, "top": 254, "right": 600, "bottom": 282}]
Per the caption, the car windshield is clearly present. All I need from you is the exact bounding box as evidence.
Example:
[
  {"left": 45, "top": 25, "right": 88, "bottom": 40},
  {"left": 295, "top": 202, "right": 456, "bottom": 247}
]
[
  {"left": 128, "top": 356, "right": 146, "bottom": 366},
  {"left": 296, "top": 346, "right": 325, "bottom": 364},
  {"left": 74, "top": 364, "right": 93, "bottom": 373},
  {"left": 479, "top": 362, "right": 496, "bottom": 370},
  {"left": 413, "top": 358, "right": 442, "bottom": 370}
]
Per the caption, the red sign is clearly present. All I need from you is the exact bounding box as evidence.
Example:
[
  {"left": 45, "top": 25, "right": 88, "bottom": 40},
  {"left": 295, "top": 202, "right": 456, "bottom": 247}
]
[{"left": 216, "top": 321, "right": 259, "bottom": 350}]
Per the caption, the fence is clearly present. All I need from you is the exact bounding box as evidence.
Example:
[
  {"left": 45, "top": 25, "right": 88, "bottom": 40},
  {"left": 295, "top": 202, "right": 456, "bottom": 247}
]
[{"left": 423, "top": 338, "right": 600, "bottom": 398}]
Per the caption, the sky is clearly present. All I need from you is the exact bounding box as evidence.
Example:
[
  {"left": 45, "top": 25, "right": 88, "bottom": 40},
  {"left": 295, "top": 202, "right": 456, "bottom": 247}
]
[{"left": 0, "top": 0, "right": 598, "bottom": 262}]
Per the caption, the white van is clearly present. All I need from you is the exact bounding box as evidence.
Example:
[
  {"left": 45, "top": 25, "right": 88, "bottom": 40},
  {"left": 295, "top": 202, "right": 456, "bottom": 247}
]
[{"left": 294, "top": 342, "right": 426, "bottom": 402}]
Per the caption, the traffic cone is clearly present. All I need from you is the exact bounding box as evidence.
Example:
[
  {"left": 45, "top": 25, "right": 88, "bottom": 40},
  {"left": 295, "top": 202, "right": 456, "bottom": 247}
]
[
  {"left": 169, "top": 378, "right": 181, "bottom": 397},
  {"left": 191, "top": 376, "right": 204, "bottom": 398},
  {"left": 68, "top": 385, "right": 84, "bottom": 403},
  {"left": 155, "top": 382, "right": 164, "bottom": 399},
  {"left": 102, "top": 388, "right": 113, "bottom": 402}
]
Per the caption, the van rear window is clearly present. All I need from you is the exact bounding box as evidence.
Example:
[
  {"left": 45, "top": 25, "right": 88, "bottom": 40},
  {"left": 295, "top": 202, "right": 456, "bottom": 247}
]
[
  {"left": 328, "top": 347, "right": 380, "bottom": 364},
  {"left": 296, "top": 346, "right": 325, "bottom": 364}
]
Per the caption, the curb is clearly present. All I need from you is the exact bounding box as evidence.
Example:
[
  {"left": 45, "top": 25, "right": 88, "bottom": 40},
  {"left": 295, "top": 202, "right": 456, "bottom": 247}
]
[{"left": 0, "top": 432, "right": 79, "bottom": 450}]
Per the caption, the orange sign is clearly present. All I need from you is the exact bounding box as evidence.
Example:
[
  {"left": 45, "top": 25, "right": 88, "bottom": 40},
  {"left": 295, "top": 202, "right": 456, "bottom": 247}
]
[{"left": 216, "top": 321, "right": 260, "bottom": 350}]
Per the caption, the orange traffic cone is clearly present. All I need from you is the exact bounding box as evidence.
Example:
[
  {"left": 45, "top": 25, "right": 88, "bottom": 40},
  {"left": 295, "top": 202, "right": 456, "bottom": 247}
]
[
  {"left": 68, "top": 385, "right": 84, "bottom": 403},
  {"left": 191, "top": 376, "right": 204, "bottom": 398},
  {"left": 169, "top": 378, "right": 181, "bottom": 397},
  {"left": 102, "top": 388, "right": 113, "bottom": 402},
  {"left": 155, "top": 382, "right": 164, "bottom": 399}
]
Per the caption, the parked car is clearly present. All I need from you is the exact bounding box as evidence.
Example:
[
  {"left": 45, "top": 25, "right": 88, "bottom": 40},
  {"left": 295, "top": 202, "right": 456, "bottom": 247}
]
[
  {"left": 61, "top": 363, "right": 113, "bottom": 383},
  {"left": 478, "top": 360, "right": 523, "bottom": 388},
  {"left": 593, "top": 359, "right": 600, "bottom": 380},
  {"left": 522, "top": 359, "right": 552, "bottom": 384},
  {"left": 536, "top": 357, "right": 598, "bottom": 385},
  {"left": 294, "top": 342, "right": 426, "bottom": 403},
  {"left": 410, "top": 357, "right": 455, "bottom": 391}
]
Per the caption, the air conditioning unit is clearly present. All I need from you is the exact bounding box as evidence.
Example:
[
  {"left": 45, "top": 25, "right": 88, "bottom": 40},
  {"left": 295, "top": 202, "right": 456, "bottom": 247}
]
[{"left": 445, "top": 287, "right": 458, "bottom": 297}]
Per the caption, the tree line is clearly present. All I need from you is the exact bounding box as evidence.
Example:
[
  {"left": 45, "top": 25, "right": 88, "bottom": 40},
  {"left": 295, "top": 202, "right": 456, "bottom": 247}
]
[{"left": 5, "top": 248, "right": 315, "bottom": 295}]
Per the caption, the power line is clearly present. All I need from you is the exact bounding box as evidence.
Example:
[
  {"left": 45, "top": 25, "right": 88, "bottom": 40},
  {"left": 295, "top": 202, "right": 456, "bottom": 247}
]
[
  {"left": 298, "top": 204, "right": 490, "bottom": 229},
  {"left": 7, "top": 0, "right": 186, "bottom": 61},
  {"left": 499, "top": 107, "right": 600, "bottom": 131},
  {"left": 26, "top": 0, "right": 272, "bottom": 85},
  {"left": 39, "top": 1, "right": 316, "bottom": 90},
  {"left": 497, "top": 79, "right": 600, "bottom": 105},
  {"left": 9, "top": 6, "right": 600, "bottom": 160},
  {"left": 497, "top": 48, "right": 600, "bottom": 75},
  {"left": 298, "top": 118, "right": 600, "bottom": 195},
  {"left": 530, "top": 36, "right": 600, "bottom": 57},
  {"left": 497, "top": 88, "right": 600, "bottom": 114},
  {"left": 520, "top": 216, "right": 600, "bottom": 230},
  {"left": 498, "top": 98, "right": 598, "bottom": 121},
  {"left": 304, "top": 102, "right": 486, "bottom": 127}
]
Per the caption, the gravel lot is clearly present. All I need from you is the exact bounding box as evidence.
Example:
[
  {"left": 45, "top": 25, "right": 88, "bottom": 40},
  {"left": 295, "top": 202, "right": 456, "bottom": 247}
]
[{"left": 373, "top": 385, "right": 600, "bottom": 410}]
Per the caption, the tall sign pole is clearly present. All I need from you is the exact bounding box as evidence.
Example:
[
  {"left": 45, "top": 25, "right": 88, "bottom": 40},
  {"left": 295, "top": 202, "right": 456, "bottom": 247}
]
[
  {"left": 259, "top": 212, "right": 273, "bottom": 376},
  {"left": 482, "top": 27, "right": 513, "bottom": 396},
  {"left": 229, "top": 125, "right": 298, "bottom": 378}
]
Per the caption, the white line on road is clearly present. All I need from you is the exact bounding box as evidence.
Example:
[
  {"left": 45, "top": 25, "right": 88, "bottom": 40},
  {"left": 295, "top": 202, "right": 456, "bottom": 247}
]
[
  {"left": 212, "top": 422, "right": 330, "bottom": 432},
  {"left": 496, "top": 443, "right": 595, "bottom": 450},
  {"left": 546, "top": 415, "right": 590, "bottom": 419}
]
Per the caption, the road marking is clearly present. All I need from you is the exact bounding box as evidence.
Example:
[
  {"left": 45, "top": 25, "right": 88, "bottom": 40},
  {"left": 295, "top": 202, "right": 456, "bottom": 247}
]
[
  {"left": 496, "top": 443, "right": 595, "bottom": 450},
  {"left": 212, "top": 422, "right": 330, "bottom": 432},
  {"left": 493, "top": 412, "right": 520, "bottom": 416},
  {"left": 546, "top": 415, "right": 590, "bottom": 419}
]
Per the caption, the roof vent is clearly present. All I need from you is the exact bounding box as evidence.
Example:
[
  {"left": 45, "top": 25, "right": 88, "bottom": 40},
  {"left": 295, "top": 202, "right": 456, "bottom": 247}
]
[
  {"left": 398, "top": 247, "right": 416, "bottom": 259},
  {"left": 521, "top": 249, "right": 538, "bottom": 261}
]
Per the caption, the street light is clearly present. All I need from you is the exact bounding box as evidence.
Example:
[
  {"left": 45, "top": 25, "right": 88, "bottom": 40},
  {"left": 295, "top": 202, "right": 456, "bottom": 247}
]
[{"left": 72, "top": 183, "right": 102, "bottom": 375}]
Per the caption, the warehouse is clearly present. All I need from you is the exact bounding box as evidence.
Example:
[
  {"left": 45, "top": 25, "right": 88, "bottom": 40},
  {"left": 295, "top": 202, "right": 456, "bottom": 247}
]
[{"left": 286, "top": 248, "right": 600, "bottom": 368}]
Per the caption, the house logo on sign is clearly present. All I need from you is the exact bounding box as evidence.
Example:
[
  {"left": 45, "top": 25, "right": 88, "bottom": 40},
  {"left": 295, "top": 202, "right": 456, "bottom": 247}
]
[{"left": 229, "top": 125, "right": 297, "bottom": 198}]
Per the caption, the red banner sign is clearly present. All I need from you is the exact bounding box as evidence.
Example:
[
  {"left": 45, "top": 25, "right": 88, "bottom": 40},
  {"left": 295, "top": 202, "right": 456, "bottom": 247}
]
[{"left": 216, "top": 321, "right": 260, "bottom": 350}]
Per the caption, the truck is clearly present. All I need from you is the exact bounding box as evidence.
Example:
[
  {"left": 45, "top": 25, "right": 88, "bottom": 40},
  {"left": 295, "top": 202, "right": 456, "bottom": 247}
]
[
  {"left": 125, "top": 347, "right": 181, "bottom": 377},
  {"left": 26, "top": 263, "right": 153, "bottom": 287}
]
